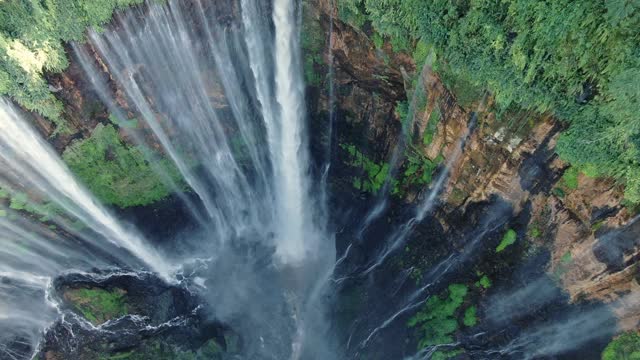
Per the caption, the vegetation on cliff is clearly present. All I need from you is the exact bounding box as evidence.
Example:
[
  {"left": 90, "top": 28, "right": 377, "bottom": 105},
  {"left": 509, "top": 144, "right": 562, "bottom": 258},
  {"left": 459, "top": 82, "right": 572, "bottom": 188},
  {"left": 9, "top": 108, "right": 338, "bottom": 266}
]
[
  {"left": 602, "top": 331, "right": 640, "bottom": 360},
  {"left": 339, "top": 0, "right": 640, "bottom": 203},
  {"left": 407, "top": 283, "right": 469, "bottom": 349},
  {"left": 496, "top": 229, "right": 517, "bottom": 253},
  {"left": 0, "top": 0, "right": 152, "bottom": 129},
  {"left": 65, "top": 287, "right": 129, "bottom": 325},
  {"left": 63, "top": 123, "right": 183, "bottom": 208}
]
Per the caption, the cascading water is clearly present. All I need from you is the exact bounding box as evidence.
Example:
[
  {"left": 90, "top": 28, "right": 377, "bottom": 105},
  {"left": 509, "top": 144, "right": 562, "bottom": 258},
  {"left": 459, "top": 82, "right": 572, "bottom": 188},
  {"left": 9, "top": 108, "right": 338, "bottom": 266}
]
[
  {"left": 0, "top": 100, "right": 170, "bottom": 359},
  {"left": 0, "top": 101, "right": 171, "bottom": 278},
  {"left": 1, "top": 0, "right": 334, "bottom": 358},
  {"left": 0, "top": 0, "right": 632, "bottom": 359}
]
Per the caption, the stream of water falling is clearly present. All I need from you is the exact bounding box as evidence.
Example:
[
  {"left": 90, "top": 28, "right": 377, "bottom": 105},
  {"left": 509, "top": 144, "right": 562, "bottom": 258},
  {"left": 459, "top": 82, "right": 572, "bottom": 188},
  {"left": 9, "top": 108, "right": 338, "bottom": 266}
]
[
  {"left": 0, "top": 99, "right": 170, "bottom": 359},
  {"left": 0, "top": 0, "right": 336, "bottom": 358}
]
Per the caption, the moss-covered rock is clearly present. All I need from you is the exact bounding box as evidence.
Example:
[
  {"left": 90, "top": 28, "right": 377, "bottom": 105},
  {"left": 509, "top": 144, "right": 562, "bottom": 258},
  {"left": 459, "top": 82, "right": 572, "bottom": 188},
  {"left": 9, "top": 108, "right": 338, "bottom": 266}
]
[{"left": 64, "top": 287, "right": 129, "bottom": 325}]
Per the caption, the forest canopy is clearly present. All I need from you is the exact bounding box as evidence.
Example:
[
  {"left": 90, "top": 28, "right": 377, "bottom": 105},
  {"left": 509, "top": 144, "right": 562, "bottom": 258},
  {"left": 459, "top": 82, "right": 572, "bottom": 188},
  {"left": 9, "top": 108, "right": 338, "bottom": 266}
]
[
  {"left": 341, "top": 0, "right": 640, "bottom": 203},
  {"left": 0, "top": 0, "right": 146, "bottom": 128}
]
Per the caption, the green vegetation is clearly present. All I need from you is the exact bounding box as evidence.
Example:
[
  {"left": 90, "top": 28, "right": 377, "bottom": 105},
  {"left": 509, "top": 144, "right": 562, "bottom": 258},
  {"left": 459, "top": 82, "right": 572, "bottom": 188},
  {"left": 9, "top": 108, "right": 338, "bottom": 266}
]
[
  {"left": 65, "top": 287, "right": 129, "bottom": 325},
  {"left": 372, "top": 32, "right": 384, "bottom": 49},
  {"left": 98, "top": 338, "right": 225, "bottom": 360},
  {"left": 475, "top": 275, "right": 491, "bottom": 289},
  {"left": 528, "top": 224, "right": 542, "bottom": 239},
  {"left": 341, "top": 143, "right": 390, "bottom": 193},
  {"left": 395, "top": 100, "right": 409, "bottom": 126},
  {"left": 560, "top": 167, "right": 580, "bottom": 190},
  {"left": 341, "top": 140, "right": 442, "bottom": 196},
  {"left": 338, "top": 0, "right": 640, "bottom": 204},
  {"left": 408, "top": 283, "right": 468, "bottom": 349},
  {"left": 109, "top": 113, "right": 139, "bottom": 129},
  {"left": 592, "top": 220, "right": 606, "bottom": 232},
  {"left": 422, "top": 107, "right": 441, "bottom": 146},
  {"left": 463, "top": 306, "right": 477, "bottom": 327},
  {"left": 402, "top": 148, "right": 442, "bottom": 188},
  {"left": 496, "top": 229, "right": 517, "bottom": 253},
  {"left": 433, "top": 59, "right": 485, "bottom": 109},
  {"left": 63, "top": 124, "right": 182, "bottom": 208},
  {"left": 412, "top": 41, "right": 430, "bottom": 66},
  {"left": 602, "top": 331, "right": 640, "bottom": 360},
  {"left": 301, "top": 2, "right": 324, "bottom": 87},
  {"left": 0, "top": 187, "right": 88, "bottom": 228},
  {"left": 432, "top": 349, "right": 464, "bottom": 360},
  {"left": 0, "top": 0, "right": 148, "bottom": 129},
  {"left": 337, "top": 0, "right": 368, "bottom": 29},
  {"left": 7, "top": 190, "right": 62, "bottom": 222}
]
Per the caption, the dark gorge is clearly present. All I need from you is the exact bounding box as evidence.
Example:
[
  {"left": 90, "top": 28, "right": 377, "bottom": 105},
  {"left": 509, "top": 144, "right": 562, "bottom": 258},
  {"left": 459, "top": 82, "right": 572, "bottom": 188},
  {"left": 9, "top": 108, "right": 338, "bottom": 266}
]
[{"left": 0, "top": 0, "right": 639, "bottom": 359}]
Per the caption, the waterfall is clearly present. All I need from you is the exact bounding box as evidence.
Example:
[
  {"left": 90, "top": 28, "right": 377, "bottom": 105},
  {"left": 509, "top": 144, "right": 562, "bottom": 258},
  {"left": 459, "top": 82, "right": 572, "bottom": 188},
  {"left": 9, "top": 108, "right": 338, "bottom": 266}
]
[
  {"left": 0, "top": 101, "right": 171, "bottom": 278},
  {"left": 272, "top": 0, "right": 317, "bottom": 263},
  {"left": 1, "top": 0, "right": 333, "bottom": 357},
  {"left": 0, "top": 100, "right": 171, "bottom": 360}
]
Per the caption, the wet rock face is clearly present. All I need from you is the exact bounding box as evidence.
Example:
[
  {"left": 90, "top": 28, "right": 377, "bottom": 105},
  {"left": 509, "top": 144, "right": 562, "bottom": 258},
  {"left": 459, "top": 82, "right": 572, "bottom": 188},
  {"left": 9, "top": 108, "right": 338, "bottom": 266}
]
[
  {"left": 305, "top": 0, "right": 640, "bottom": 338},
  {"left": 39, "top": 271, "right": 238, "bottom": 360}
]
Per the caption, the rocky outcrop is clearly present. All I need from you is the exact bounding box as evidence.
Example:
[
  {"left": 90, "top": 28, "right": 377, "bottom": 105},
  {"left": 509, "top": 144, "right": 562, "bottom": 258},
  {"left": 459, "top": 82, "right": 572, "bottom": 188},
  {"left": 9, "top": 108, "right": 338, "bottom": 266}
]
[{"left": 39, "top": 271, "right": 237, "bottom": 360}]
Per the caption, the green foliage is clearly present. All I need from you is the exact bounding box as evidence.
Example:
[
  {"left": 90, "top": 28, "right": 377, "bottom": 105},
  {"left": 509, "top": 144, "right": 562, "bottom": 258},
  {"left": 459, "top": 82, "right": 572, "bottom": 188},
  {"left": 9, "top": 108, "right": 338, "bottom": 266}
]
[
  {"left": 372, "top": 32, "right": 384, "bottom": 49},
  {"left": 434, "top": 60, "right": 485, "bottom": 109},
  {"left": 475, "top": 275, "right": 491, "bottom": 289},
  {"left": 560, "top": 167, "right": 580, "bottom": 190},
  {"left": 408, "top": 284, "right": 468, "bottom": 349},
  {"left": 98, "top": 338, "right": 226, "bottom": 360},
  {"left": 337, "top": 0, "right": 368, "bottom": 29},
  {"left": 301, "top": 4, "right": 324, "bottom": 87},
  {"left": 7, "top": 190, "right": 62, "bottom": 222},
  {"left": 63, "top": 124, "right": 182, "bottom": 208},
  {"left": 431, "top": 350, "right": 464, "bottom": 360},
  {"left": 395, "top": 100, "right": 409, "bottom": 124},
  {"left": 388, "top": 33, "right": 411, "bottom": 53},
  {"left": 0, "top": 0, "right": 146, "bottom": 128},
  {"left": 423, "top": 107, "right": 441, "bottom": 145},
  {"left": 552, "top": 187, "right": 566, "bottom": 198},
  {"left": 412, "top": 41, "right": 431, "bottom": 67},
  {"left": 363, "top": 0, "right": 418, "bottom": 46},
  {"left": 602, "top": 331, "right": 640, "bottom": 360},
  {"left": 351, "top": 0, "right": 640, "bottom": 204},
  {"left": 528, "top": 224, "right": 542, "bottom": 239},
  {"left": 463, "top": 306, "right": 477, "bottom": 327},
  {"left": 109, "top": 113, "right": 139, "bottom": 129},
  {"left": 66, "top": 287, "right": 129, "bottom": 325},
  {"left": 402, "top": 148, "right": 441, "bottom": 188},
  {"left": 496, "top": 229, "right": 517, "bottom": 253},
  {"left": 341, "top": 143, "right": 390, "bottom": 194}
]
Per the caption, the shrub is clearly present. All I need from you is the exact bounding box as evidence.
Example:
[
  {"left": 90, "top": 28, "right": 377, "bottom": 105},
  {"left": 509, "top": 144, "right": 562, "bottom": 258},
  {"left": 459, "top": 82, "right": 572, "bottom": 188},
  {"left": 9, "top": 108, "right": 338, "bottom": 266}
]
[{"left": 496, "top": 229, "right": 517, "bottom": 252}]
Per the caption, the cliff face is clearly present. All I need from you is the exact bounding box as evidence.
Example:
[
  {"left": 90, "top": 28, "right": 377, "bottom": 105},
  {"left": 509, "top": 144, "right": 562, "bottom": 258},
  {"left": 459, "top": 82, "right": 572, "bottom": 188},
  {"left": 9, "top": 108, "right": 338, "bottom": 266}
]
[{"left": 308, "top": 0, "right": 640, "bottom": 330}]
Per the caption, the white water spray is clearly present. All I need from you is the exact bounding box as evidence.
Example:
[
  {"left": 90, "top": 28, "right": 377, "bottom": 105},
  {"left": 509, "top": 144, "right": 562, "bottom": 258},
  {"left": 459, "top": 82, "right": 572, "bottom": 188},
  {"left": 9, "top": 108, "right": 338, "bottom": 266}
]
[
  {"left": 0, "top": 100, "right": 171, "bottom": 278},
  {"left": 272, "top": 0, "right": 318, "bottom": 264}
]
